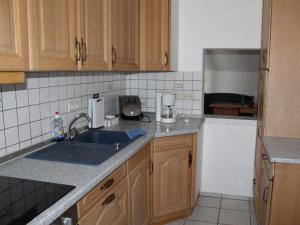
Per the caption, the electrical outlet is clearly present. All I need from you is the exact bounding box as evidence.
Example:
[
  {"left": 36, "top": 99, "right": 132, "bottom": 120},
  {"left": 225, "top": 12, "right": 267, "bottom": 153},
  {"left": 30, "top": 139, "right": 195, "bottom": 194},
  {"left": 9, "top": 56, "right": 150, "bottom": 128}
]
[
  {"left": 184, "top": 93, "right": 193, "bottom": 100},
  {"left": 67, "top": 102, "right": 78, "bottom": 112},
  {"left": 74, "top": 102, "right": 79, "bottom": 111},
  {"left": 176, "top": 92, "right": 185, "bottom": 100},
  {"left": 67, "top": 102, "right": 72, "bottom": 112}
]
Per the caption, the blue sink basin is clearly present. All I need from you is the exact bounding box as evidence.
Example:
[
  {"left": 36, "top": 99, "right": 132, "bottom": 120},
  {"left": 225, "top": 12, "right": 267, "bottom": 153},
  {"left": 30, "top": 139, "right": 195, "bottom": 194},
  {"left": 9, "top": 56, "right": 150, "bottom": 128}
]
[
  {"left": 26, "top": 130, "right": 134, "bottom": 166},
  {"left": 76, "top": 130, "right": 132, "bottom": 145}
]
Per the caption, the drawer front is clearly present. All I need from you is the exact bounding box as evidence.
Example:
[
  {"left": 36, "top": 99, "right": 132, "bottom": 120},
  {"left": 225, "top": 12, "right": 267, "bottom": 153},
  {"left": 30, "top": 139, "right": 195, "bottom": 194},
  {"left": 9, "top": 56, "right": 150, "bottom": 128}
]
[
  {"left": 154, "top": 134, "right": 193, "bottom": 152},
  {"left": 77, "top": 164, "right": 127, "bottom": 218},
  {"left": 78, "top": 177, "right": 129, "bottom": 225},
  {"left": 127, "top": 143, "right": 151, "bottom": 173}
]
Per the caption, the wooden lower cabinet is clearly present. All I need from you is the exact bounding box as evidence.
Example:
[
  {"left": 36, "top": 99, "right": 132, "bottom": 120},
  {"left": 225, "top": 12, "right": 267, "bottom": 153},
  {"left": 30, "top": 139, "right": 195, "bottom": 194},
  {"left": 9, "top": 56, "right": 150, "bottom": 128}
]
[
  {"left": 77, "top": 177, "right": 129, "bottom": 225},
  {"left": 254, "top": 143, "right": 300, "bottom": 225},
  {"left": 128, "top": 145, "right": 151, "bottom": 225},
  {"left": 152, "top": 134, "right": 197, "bottom": 224},
  {"left": 152, "top": 148, "right": 190, "bottom": 217}
]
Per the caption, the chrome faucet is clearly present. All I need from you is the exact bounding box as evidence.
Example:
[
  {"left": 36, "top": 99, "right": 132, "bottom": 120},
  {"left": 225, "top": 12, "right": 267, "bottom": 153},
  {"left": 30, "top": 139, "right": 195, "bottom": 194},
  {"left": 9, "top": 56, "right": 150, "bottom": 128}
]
[{"left": 67, "top": 113, "right": 92, "bottom": 141}]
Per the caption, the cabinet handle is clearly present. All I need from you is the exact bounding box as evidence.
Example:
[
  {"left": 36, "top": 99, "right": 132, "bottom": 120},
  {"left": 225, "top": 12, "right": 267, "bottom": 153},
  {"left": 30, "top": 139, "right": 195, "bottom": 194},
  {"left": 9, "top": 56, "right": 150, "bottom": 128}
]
[
  {"left": 102, "top": 193, "right": 115, "bottom": 205},
  {"left": 112, "top": 46, "right": 117, "bottom": 64},
  {"left": 189, "top": 151, "right": 192, "bottom": 168},
  {"left": 261, "top": 153, "right": 268, "bottom": 160},
  {"left": 74, "top": 37, "right": 81, "bottom": 65},
  {"left": 164, "top": 52, "right": 169, "bottom": 66},
  {"left": 262, "top": 49, "right": 268, "bottom": 63},
  {"left": 149, "top": 160, "right": 153, "bottom": 175},
  {"left": 263, "top": 187, "right": 268, "bottom": 202},
  {"left": 81, "top": 38, "right": 87, "bottom": 65},
  {"left": 253, "top": 178, "right": 256, "bottom": 185},
  {"left": 257, "top": 125, "right": 263, "bottom": 138},
  {"left": 100, "top": 178, "right": 114, "bottom": 191}
]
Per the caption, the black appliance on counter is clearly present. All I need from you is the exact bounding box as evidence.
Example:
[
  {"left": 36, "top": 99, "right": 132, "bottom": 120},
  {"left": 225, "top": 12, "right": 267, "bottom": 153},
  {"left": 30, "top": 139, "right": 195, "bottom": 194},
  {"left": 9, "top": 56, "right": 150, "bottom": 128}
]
[
  {"left": 119, "top": 95, "right": 143, "bottom": 120},
  {"left": 0, "top": 175, "right": 75, "bottom": 225}
]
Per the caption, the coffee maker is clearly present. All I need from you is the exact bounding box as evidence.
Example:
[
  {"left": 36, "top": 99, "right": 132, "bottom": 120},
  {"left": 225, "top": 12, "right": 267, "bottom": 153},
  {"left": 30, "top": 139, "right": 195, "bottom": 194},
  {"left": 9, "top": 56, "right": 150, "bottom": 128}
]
[{"left": 156, "top": 93, "right": 177, "bottom": 123}]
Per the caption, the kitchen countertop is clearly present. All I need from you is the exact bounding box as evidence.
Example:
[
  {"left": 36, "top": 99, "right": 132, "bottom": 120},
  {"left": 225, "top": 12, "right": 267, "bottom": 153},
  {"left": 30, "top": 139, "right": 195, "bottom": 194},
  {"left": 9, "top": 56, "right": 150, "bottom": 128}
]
[
  {"left": 0, "top": 117, "right": 202, "bottom": 225},
  {"left": 263, "top": 136, "right": 300, "bottom": 164}
]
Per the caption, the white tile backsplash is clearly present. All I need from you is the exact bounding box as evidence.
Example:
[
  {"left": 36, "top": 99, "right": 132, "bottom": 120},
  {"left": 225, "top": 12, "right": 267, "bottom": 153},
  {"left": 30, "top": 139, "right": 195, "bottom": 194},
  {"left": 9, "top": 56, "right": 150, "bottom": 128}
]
[
  {"left": 2, "top": 88, "right": 16, "bottom": 110},
  {"left": 3, "top": 109, "right": 18, "bottom": 128},
  {"left": 0, "top": 71, "right": 200, "bottom": 158},
  {"left": 126, "top": 71, "right": 203, "bottom": 114}
]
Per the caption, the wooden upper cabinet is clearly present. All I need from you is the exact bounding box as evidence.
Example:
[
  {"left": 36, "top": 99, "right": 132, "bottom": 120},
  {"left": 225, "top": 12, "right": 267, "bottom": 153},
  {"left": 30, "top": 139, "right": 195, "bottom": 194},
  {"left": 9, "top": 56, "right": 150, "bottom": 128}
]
[
  {"left": 112, "top": 0, "right": 140, "bottom": 71},
  {"left": 140, "top": 0, "right": 169, "bottom": 71},
  {"left": 260, "top": 0, "right": 272, "bottom": 69},
  {"left": 265, "top": 0, "right": 300, "bottom": 137},
  {"left": 0, "top": 0, "right": 29, "bottom": 71},
  {"left": 27, "top": 0, "right": 77, "bottom": 71},
  {"left": 77, "top": 0, "right": 111, "bottom": 71},
  {"left": 152, "top": 148, "right": 191, "bottom": 218}
]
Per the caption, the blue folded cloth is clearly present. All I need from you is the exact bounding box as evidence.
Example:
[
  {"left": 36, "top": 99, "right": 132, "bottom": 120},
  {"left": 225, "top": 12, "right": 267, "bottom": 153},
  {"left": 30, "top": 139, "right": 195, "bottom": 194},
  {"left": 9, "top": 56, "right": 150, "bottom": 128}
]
[{"left": 126, "top": 129, "right": 148, "bottom": 140}]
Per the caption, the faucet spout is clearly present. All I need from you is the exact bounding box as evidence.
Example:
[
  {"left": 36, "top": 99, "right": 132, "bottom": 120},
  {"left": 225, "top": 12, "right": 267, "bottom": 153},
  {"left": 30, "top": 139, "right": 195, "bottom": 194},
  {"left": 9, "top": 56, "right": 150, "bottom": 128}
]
[{"left": 67, "top": 113, "right": 92, "bottom": 141}]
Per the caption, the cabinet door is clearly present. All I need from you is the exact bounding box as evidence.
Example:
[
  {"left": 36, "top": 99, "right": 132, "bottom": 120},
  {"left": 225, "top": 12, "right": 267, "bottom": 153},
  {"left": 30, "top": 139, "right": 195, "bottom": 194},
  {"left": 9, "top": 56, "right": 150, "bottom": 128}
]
[
  {"left": 78, "top": 178, "right": 128, "bottom": 225},
  {"left": 112, "top": 0, "right": 140, "bottom": 71},
  {"left": 265, "top": 0, "right": 300, "bottom": 137},
  {"left": 260, "top": 0, "right": 272, "bottom": 69},
  {"left": 0, "top": 0, "right": 29, "bottom": 70},
  {"left": 128, "top": 156, "right": 151, "bottom": 225},
  {"left": 78, "top": 0, "right": 111, "bottom": 71},
  {"left": 140, "top": 0, "right": 169, "bottom": 71},
  {"left": 153, "top": 148, "right": 191, "bottom": 217},
  {"left": 27, "top": 0, "right": 77, "bottom": 70}
]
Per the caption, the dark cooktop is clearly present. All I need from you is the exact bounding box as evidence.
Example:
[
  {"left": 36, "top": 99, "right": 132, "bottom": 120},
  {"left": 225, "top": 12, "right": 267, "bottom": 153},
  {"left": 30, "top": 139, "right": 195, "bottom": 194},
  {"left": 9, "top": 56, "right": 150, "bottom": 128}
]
[{"left": 0, "top": 176, "right": 75, "bottom": 225}]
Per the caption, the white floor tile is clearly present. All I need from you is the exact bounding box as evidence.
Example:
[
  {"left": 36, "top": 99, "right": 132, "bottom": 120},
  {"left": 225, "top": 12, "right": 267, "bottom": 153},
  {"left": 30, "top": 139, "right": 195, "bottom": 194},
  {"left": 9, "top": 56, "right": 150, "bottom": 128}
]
[
  {"left": 222, "top": 194, "right": 250, "bottom": 201},
  {"left": 221, "top": 198, "right": 249, "bottom": 212},
  {"left": 219, "top": 209, "right": 250, "bottom": 225},
  {"left": 197, "top": 196, "right": 221, "bottom": 208},
  {"left": 200, "top": 192, "right": 222, "bottom": 198},
  {"left": 187, "top": 206, "right": 219, "bottom": 223}
]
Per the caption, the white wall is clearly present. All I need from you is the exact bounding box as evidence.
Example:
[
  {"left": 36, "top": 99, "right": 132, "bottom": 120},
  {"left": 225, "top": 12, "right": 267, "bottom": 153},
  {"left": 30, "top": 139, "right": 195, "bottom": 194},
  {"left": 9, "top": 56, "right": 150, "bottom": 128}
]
[
  {"left": 200, "top": 118, "right": 257, "bottom": 197},
  {"left": 205, "top": 71, "right": 259, "bottom": 101},
  {"left": 171, "top": 0, "right": 263, "bottom": 71}
]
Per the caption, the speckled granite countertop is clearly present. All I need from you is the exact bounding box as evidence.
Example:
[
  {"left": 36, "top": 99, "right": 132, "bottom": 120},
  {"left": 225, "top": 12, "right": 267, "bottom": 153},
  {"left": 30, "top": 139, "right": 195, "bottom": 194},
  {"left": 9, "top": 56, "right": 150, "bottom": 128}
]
[
  {"left": 0, "top": 117, "right": 202, "bottom": 225},
  {"left": 263, "top": 136, "right": 300, "bottom": 164}
]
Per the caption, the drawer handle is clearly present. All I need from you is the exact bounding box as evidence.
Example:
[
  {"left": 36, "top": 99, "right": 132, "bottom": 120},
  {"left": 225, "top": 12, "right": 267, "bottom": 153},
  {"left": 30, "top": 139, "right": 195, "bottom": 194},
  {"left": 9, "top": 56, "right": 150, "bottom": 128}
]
[
  {"left": 263, "top": 187, "right": 268, "bottom": 202},
  {"left": 102, "top": 194, "right": 115, "bottom": 205},
  {"left": 101, "top": 178, "right": 114, "bottom": 191},
  {"left": 261, "top": 153, "right": 268, "bottom": 160}
]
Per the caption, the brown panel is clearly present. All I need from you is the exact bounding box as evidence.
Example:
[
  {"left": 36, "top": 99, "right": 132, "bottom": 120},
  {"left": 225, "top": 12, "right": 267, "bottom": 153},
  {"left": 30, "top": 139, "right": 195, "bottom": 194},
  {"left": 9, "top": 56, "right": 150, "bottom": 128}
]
[
  {"left": 154, "top": 134, "right": 193, "bottom": 153},
  {"left": 269, "top": 163, "right": 300, "bottom": 225},
  {"left": 77, "top": 177, "right": 129, "bottom": 225},
  {"left": 77, "top": 0, "right": 111, "bottom": 70},
  {"left": 152, "top": 148, "right": 191, "bottom": 217},
  {"left": 128, "top": 155, "right": 151, "bottom": 225},
  {"left": 27, "top": 0, "right": 77, "bottom": 70},
  {"left": 140, "top": 0, "right": 169, "bottom": 71},
  {"left": 265, "top": 0, "right": 300, "bottom": 137},
  {"left": 77, "top": 164, "right": 126, "bottom": 219},
  {"left": 0, "top": 72, "right": 25, "bottom": 84},
  {"left": 0, "top": 0, "right": 29, "bottom": 71},
  {"left": 112, "top": 0, "right": 140, "bottom": 71}
]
